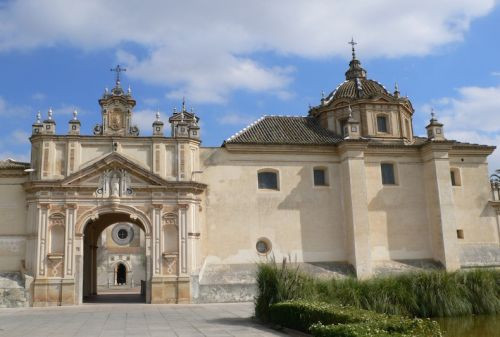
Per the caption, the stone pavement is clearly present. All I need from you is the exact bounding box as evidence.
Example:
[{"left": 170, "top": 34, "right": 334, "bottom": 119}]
[{"left": 0, "top": 301, "right": 286, "bottom": 337}]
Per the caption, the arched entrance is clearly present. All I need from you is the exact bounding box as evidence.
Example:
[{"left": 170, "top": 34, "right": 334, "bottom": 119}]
[
  {"left": 116, "top": 263, "right": 127, "bottom": 285},
  {"left": 78, "top": 209, "right": 152, "bottom": 304}
]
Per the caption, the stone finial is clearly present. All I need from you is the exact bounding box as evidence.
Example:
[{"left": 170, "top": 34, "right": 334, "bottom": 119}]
[
  {"left": 73, "top": 109, "right": 78, "bottom": 120},
  {"left": 47, "top": 108, "right": 53, "bottom": 120},
  {"left": 32, "top": 111, "right": 43, "bottom": 135},
  {"left": 156, "top": 110, "right": 160, "bottom": 121},
  {"left": 394, "top": 82, "right": 400, "bottom": 98}
]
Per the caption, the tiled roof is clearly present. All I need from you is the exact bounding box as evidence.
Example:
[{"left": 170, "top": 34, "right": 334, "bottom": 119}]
[
  {"left": 0, "top": 159, "right": 30, "bottom": 169},
  {"left": 224, "top": 116, "right": 342, "bottom": 145},
  {"left": 324, "top": 78, "right": 390, "bottom": 103}
]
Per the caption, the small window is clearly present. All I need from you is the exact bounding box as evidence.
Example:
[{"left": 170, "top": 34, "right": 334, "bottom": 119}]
[
  {"left": 457, "top": 229, "right": 464, "bottom": 239},
  {"left": 256, "top": 238, "right": 272, "bottom": 255},
  {"left": 450, "top": 168, "right": 461, "bottom": 186},
  {"left": 377, "top": 115, "right": 388, "bottom": 133},
  {"left": 339, "top": 119, "right": 347, "bottom": 136},
  {"left": 258, "top": 171, "right": 279, "bottom": 190},
  {"left": 405, "top": 120, "right": 411, "bottom": 138},
  {"left": 313, "top": 168, "right": 328, "bottom": 186},
  {"left": 381, "top": 163, "right": 396, "bottom": 185}
]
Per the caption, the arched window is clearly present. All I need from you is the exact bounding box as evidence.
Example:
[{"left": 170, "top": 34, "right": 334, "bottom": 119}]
[
  {"left": 258, "top": 170, "right": 279, "bottom": 190},
  {"left": 377, "top": 115, "right": 388, "bottom": 133}
]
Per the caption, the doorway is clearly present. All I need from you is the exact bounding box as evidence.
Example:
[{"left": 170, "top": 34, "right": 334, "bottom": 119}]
[{"left": 116, "top": 263, "right": 126, "bottom": 285}]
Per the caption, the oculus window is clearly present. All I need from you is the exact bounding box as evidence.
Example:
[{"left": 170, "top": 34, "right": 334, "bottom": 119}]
[
  {"left": 381, "top": 163, "right": 396, "bottom": 185},
  {"left": 377, "top": 115, "right": 388, "bottom": 133},
  {"left": 258, "top": 171, "right": 279, "bottom": 190},
  {"left": 256, "top": 238, "right": 272, "bottom": 255},
  {"left": 313, "top": 168, "right": 328, "bottom": 186}
]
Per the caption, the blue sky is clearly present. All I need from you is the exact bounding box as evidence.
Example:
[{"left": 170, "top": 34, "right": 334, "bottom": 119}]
[{"left": 0, "top": 0, "right": 499, "bottom": 170}]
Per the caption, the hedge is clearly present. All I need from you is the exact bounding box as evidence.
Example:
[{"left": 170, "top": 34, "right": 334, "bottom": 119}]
[{"left": 269, "top": 301, "right": 442, "bottom": 337}]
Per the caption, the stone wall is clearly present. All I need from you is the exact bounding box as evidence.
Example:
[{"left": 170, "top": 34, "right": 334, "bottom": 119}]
[{"left": 0, "top": 272, "right": 29, "bottom": 308}]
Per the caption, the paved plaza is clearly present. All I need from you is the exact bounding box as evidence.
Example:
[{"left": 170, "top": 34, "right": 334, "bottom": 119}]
[{"left": 0, "top": 301, "right": 286, "bottom": 337}]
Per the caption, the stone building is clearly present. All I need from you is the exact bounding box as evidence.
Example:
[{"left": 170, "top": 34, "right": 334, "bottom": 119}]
[
  {"left": 0, "top": 49, "right": 499, "bottom": 306},
  {"left": 95, "top": 223, "right": 145, "bottom": 290}
]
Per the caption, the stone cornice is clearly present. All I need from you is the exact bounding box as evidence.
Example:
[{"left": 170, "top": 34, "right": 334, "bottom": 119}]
[
  {"left": 224, "top": 143, "right": 338, "bottom": 154},
  {"left": 23, "top": 180, "right": 206, "bottom": 194},
  {"left": 29, "top": 134, "right": 201, "bottom": 146}
]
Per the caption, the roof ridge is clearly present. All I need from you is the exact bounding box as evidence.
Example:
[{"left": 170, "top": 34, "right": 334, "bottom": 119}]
[{"left": 225, "top": 116, "right": 266, "bottom": 142}]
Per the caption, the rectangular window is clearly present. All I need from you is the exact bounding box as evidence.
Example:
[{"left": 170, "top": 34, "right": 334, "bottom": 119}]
[
  {"left": 258, "top": 171, "right": 278, "bottom": 190},
  {"left": 377, "top": 116, "right": 388, "bottom": 133},
  {"left": 314, "top": 168, "right": 327, "bottom": 186},
  {"left": 381, "top": 163, "right": 396, "bottom": 185},
  {"left": 339, "top": 119, "right": 347, "bottom": 136},
  {"left": 450, "top": 168, "right": 461, "bottom": 186},
  {"left": 457, "top": 229, "right": 464, "bottom": 239}
]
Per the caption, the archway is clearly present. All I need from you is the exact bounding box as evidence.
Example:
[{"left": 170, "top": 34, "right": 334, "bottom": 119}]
[
  {"left": 80, "top": 211, "right": 150, "bottom": 304},
  {"left": 116, "top": 263, "right": 127, "bottom": 285}
]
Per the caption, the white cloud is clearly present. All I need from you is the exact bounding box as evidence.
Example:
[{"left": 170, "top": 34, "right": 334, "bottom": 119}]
[
  {"left": 427, "top": 85, "right": 500, "bottom": 171},
  {"left": 491, "top": 71, "right": 500, "bottom": 76},
  {"left": 10, "top": 130, "right": 30, "bottom": 145},
  {"left": 0, "top": 96, "right": 31, "bottom": 117},
  {"left": 217, "top": 112, "right": 256, "bottom": 126},
  {"left": 132, "top": 109, "right": 163, "bottom": 136},
  {"left": 32, "top": 92, "right": 46, "bottom": 100},
  {"left": 0, "top": 0, "right": 495, "bottom": 103}
]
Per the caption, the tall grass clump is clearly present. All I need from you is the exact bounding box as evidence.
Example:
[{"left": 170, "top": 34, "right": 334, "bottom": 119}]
[
  {"left": 254, "top": 257, "right": 316, "bottom": 321},
  {"left": 325, "top": 268, "right": 500, "bottom": 317},
  {"left": 255, "top": 258, "right": 500, "bottom": 319}
]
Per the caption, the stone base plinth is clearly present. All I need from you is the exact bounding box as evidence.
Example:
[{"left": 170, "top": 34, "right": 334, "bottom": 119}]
[
  {"left": 151, "top": 276, "right": 190, "bottom": 304},
  {"left": 32, "top": 278, "right": 76, "bottom": 306}
]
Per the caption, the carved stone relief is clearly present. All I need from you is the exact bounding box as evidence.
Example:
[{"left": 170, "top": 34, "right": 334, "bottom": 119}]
[{"left": 96, "top": 169, "right": 133, "bottom": 197}]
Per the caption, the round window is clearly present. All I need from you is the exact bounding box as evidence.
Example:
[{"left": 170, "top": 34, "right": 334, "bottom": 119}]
[
  {"left": 111, "top": 224, "right": 134, "bottom": 245},
  {"left": 117, "top": 229, "right": 128, "bottom": 239},
  {"left": 256, "top": 238, "right": 271, "bottom": 255}
]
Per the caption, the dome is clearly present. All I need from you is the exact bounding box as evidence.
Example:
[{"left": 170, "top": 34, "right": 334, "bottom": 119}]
[
  {"left": 322, "top": 45, "right": 393, "bottom": 104},
  {"left": 327, "top": 78, "right": 390, "bottom": 101}
]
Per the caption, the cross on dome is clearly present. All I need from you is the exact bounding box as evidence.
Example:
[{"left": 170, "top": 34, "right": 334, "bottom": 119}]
[
  {"left": 348, "top": 37, "right": 357, "bottom": 60},
  {"left": 110, "top": 65, "right": 126, "bottom": 85}
]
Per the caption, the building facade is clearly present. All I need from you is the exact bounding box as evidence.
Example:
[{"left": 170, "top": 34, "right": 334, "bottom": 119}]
[{"left": 0, "top": 51, "right": 499, "bottom": 306}]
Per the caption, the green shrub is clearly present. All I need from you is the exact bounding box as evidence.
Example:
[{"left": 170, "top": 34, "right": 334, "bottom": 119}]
[
  {"left": 255, "top": 259, "right": 500, "bottom": 319},
  {"left": 268, "top": 300, "right": 442, "bottom": 336},
  {"left": 269, "top": 300, "right": 377, "bottom": 332},
  {"left": 310, "top": 317, "right": 442, "bottom": 337}
]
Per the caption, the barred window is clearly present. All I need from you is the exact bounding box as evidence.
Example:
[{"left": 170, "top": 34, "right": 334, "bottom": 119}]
[
  {"left": 258, "top": 171, "right": 279, "bottom": 190},
  {"left": 381, "top": 163, "right": 396, "bottom": 185}
]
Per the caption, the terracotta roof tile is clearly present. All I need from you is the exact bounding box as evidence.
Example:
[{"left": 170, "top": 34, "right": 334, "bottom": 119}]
[
  {"left": 0, "top": 159, "right": 30, "bottom": 169},
  {"left": 224, "top": 116, "right": 342, "bottom": 145}
]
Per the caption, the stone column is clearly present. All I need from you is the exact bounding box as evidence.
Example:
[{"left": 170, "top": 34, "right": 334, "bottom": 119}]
[
  {"left": 188, "top": 202, "right": 200, "bottom": 272},
  {"left": 37, "top": 203, "right": 50, "bottom": 277},
  {"left": 338, "top": 142, "right": 372, "bottom": 279},
  {"left": 179, "top": 204, "right": 188, "bottom": 275},
  {"left": 152, "top": 204, "right": 162, "bottom": 276},
  {"left": 421, "top": 143, "right": 460, "bottom": 271},
  {"left": 64, "top": 204, "right": 77, "bottom": 278}
]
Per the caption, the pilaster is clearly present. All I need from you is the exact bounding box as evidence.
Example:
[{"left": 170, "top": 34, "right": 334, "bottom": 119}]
[
  {"left": 421, "top": 142, "right": 460, "bottom": 271},
  {"left": 338, "top": 141, "right": 372, "bottom": 278}
]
